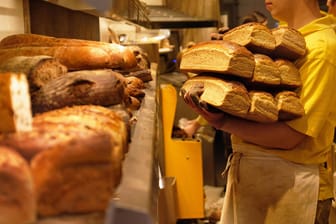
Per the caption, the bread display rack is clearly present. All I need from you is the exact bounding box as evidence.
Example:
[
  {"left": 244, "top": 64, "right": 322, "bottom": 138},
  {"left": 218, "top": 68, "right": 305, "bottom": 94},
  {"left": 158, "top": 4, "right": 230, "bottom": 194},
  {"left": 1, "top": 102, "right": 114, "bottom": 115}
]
[{"left": 105, "top": 65, "right": 160, "bottom": 224}]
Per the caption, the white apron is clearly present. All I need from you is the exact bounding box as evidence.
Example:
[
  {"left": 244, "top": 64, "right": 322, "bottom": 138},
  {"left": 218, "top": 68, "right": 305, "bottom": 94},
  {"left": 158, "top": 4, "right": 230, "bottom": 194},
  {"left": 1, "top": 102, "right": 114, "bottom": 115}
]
[{"left": 219, "top": 145, "right": 320, "bottom": 224}]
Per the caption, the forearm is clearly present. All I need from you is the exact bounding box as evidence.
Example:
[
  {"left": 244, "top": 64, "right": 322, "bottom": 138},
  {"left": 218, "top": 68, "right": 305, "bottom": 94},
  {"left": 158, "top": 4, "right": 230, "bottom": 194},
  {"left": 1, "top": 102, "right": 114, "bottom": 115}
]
[{"left": 217, "top": 116, "right": 306, "bottom": 150}]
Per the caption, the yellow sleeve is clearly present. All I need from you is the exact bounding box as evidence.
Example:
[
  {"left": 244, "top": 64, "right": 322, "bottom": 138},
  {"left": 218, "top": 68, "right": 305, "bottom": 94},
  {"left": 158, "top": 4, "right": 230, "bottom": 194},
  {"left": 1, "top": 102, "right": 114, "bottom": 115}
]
[{"left": 196, "top": 115, "right": 208, "bottom": 126}]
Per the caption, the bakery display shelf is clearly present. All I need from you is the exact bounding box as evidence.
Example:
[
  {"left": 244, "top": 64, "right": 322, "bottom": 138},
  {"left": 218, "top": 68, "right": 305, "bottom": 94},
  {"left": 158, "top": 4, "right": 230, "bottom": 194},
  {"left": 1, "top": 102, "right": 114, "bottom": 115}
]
[
  {"left": 34, "top": 65, "right": 160, "bottom": 224},
  {"left": 105, "top": 65, "right": 160, "bottom": 224}
]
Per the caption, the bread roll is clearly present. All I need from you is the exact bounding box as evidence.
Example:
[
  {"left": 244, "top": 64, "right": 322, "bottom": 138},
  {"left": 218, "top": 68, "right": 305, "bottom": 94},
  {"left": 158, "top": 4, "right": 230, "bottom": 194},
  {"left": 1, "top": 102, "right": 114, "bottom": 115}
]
[
  {"left": 0, "top": 34, "right": 137, "bottom": 70},
  {"left": 0, "top": 72, "right": 32, "bottom": 133},
  {"left": 271, "top": 27, "right": 306, "bottom": 60},
  {"left": 0, "top": 146, "right": 36, "bottom": 224},
  {"left": 275, "top": 91, "right": 304, "bottom": 120},
  {"left": 222, "top": 22, "right": 276, "bottom": 54},
  {"left": 181, "top": 75, "right": 251, "bottom": 118},
  {"left": 180, "top": 40, "right": 255, "bottom": 78},
  {"left": 250, "top": 54, "right": 281, "bottom": 86},
  {"left": 274, "top": 59, "right": 302, "bottom": 88},
  {"left": 245, "top": 91, "right": 278, "bottom": 123}
]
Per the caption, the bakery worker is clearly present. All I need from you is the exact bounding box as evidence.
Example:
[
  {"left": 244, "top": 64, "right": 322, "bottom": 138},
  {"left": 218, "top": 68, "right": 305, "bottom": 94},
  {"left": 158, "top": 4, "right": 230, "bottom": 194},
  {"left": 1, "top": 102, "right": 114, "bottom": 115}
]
[{"left": 182, "top": 0, "right": 336, "bottom": 223}]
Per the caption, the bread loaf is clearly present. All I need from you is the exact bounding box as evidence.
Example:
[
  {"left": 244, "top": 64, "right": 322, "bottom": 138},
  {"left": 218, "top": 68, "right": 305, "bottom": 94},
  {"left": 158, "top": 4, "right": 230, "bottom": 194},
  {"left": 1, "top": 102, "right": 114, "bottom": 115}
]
[
  {"left": 0, "top": 72, "right": 32, "bottom": 133},
  {"left": 30, "top": 132, "right": 117, "bottom": 217},
  {"left": 274, "top": 59, "right": 302, "bottom": 88},
  {"left": 0, "top": 34, "right": 137, "bottom": 70},
  {"left": 250, "top": 54, "right": 281, "bottom": 86},
  {"left": 271, "top": 27, "right": 306, "bottom": 60},
  {"left": 181, "top": 75, "right": 251, "bottom": 118},
  {"left": 275, "top": 91, "right": 305, "bottom": 120},
  {"left": 0, "top": 55, "right": 67, "bottom": 92},
  {"left": 245, "top": 91, "right": 278, "bottom": 123},
  {"left": 180, "top": 40, "right": 255, "bottom": 78},
  {"left": 31, "top": 69, "right": 127, "bottom": 114},
  {"left": 0, "top": 146, "right": 36, "bottom": 224},
  {"left": 222, "top": 22, "right": 276, "bottom": 54}
]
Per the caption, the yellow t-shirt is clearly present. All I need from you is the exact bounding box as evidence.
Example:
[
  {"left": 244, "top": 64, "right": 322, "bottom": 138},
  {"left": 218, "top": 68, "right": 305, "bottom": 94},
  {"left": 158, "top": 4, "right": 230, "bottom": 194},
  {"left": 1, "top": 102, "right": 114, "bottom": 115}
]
[{"left": 231, "top": 14, "right": 336, "bottom": 200}]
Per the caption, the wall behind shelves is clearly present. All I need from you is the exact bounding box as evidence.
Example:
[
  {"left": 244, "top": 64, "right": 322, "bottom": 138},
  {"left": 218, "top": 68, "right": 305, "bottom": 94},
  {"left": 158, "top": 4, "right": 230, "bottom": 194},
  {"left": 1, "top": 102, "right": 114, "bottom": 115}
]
[{"left": 0, "top": 0, "right": 25, "bottom": 40}]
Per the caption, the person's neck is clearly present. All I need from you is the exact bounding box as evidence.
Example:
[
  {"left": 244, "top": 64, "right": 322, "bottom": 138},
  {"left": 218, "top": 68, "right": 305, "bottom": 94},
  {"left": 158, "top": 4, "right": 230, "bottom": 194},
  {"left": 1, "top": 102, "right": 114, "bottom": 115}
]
[{"left": 287, "top": 4, "right": 322, "bottom": 29}]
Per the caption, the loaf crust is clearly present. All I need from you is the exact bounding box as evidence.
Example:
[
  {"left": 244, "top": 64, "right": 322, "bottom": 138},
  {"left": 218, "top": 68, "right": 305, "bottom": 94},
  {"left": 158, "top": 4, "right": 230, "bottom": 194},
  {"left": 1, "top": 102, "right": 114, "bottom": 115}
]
[
  {"left": 250, "top": 54, "right": 281, "bottom": 86},
  {"left": 275, "top": 91, "right": 305, "bottom": 120},
  {"left": 223, "top": 22, "right": 276, "bottom": 54},
  {"left": 245, "top": 91, "right": 278, "bottom": 123},
  {"left": 0, "top": 146, "right": 36, "bottom": 224},
  {"left": 30, "top": 132, "right": 116, "bottom": 217},
  {"left": 180, "top": 40, "right": 255, "bottom": 78},
  {"left": 0, "top": 34, "right": 137, "bottom": 70},
  {"left": 0, "top": 55, "right": 67, "bottom": 92},
  {"left": 0, "top": 72, "right": 32, "bottom": 133},
  {"left": 31, "top": 69, "right": 127, "bottom": 113},
  {"left": 271, "top": 27, "right": 306, "bottom": 60},
  {"left": 274, "top": 59, "right": 301, "bottom": 88}
]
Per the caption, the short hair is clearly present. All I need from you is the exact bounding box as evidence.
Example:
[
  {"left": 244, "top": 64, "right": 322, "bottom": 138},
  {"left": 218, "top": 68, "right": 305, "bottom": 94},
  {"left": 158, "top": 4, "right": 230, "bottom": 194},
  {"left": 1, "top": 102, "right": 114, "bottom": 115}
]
[{"left": 241, "top": 10, "right": 267, "bottom": 25}]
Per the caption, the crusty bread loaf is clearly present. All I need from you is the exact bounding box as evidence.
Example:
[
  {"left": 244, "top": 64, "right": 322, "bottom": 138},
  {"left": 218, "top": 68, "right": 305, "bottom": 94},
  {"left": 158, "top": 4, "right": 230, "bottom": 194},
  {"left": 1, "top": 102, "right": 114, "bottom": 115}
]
[
  {"left": 31, "top": 69, "right": 127, "bottom": 114},
  {"left": 0, "top": 72, "right": 32, "bottom": 133},
  {"left": 181, "top": 75, "right": 251, "bottom": 118},
  {"left": 0, "top": 55, "right": 67, "bottom": 92},
  {"left": 33, "top": 105, "right": 129, "bottom": 155},
  {"left": 250, "top": 54, "right": 281, "bottom": 86},
  {"left": 30, "top": 132, "right": 117, "bottom": 217},
  {"left": 245, "top": 91, "right": 278, "bottom": 123},
  {"left": 180, "top": 40, "right": 255, "bottom": 78},
  {"left": 274, "top": 59, "right": 302, "bottom": 88},
  {"left": 222, "top": 22, "right": 276, "bottom": 54},
  {"left": 271, "top": 27, "right": 306, "bottom": 60},
  {"left": 0, "top": 34, "right": 137, "bottom": 70},
  {"left": 275, "top": 91, "right": 305, "bottom": 120},
  {"left": 0, "top": 146, "right": 36, "bottom": 224}
]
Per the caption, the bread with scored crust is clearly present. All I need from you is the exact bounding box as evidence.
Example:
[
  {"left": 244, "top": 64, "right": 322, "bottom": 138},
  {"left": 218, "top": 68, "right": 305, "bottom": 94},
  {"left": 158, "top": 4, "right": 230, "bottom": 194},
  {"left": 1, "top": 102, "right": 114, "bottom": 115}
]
[{"left": 0, "top": 34, "right": 137, "bottom": 71}]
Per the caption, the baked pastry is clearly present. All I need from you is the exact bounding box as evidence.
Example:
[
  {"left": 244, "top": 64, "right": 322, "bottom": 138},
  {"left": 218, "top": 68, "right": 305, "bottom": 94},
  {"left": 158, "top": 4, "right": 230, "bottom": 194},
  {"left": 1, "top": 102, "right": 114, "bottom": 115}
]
[
  {"left": 274, "top": 59, "right": 301, "bottom": 88},
  {"left": 0, "top": 34, "right": 137, "bottom": 70},
  {"left": 0, "top": 146, "right": 36, "bottom": 224},
  {"left": 250, "top": 54, "right": 281, "bottom": 86},
  {"left": 181, "top": 75, "right": 251, "bottom": 118},
  {"left": 275, "top": 91, "right": 305, "bottom": 120},
  {"left": 0, "top": 72, "right": 32, "bottom": 133},
  {"left": 180, "top": 40, "right": 255, "bottom": 78},
  {"left": 245, "top": 91, "right": 278, "bottom": 123},
  {"left": 222, "top": 22, "right": 276, "bottom": 54},
  {"left": 271, "top": 27, "right": 306, "bottom": 60}
]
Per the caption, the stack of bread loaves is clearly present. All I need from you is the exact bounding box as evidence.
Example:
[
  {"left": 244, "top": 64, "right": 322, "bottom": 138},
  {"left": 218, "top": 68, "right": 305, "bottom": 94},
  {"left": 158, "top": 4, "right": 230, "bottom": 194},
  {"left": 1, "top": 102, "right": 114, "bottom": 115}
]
[{"left": 180, "top": 22, "right": 306, "bottom": 123}]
